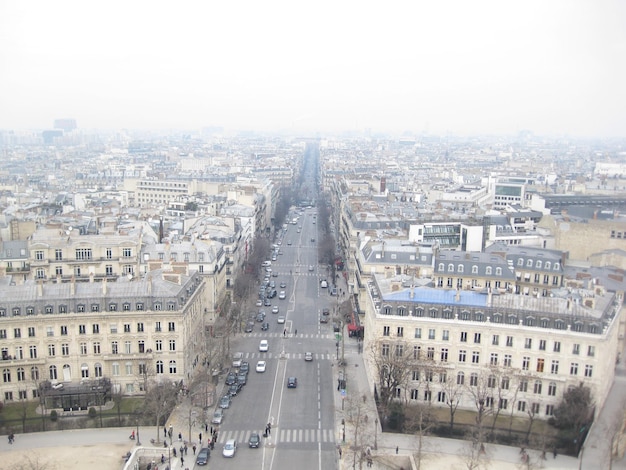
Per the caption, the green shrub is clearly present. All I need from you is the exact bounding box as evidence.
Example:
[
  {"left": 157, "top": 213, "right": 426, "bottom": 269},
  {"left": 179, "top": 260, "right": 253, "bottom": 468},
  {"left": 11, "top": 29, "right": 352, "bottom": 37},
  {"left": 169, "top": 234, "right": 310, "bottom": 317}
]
[
  {"left": 50, "top": 410, "right": 58, "bottom": 422},
  {"left": 88, "top": 407, "right": 97, "bottom": 419}
]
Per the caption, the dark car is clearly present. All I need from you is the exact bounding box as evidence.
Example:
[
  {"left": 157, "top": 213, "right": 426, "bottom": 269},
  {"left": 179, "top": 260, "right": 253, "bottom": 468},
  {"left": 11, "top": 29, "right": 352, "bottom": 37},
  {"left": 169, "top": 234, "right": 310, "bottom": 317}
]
[
  {"left": 256, "top": 313, "right": 265, "bottom": 322},
  {"left": 245, "top": 321, "right": 254, "bottom": 333},
  {"left": 264, "top": 298, "right": 271, "bottom": 306},
  {"left": 287, "top": 377, "right": 298, "bottom": 388},
  {"left": 228, "top": 382, "right": 242, "bottom": 396},
  {"left": 239, "top": 362, "right": 249, "bottom": 374},
  {"left": 261, "top": 322, "right": 269, "bottom": 331},
  {"left": 196, "top": 447, "right": 210, "bottom": 465},
  {"left": 320, "top": 316, "right": 329, "bottom": 324},
  {"left": 225, "top": 372, "right": 237, "bottom": 385},
  {"left": 249, "top": 432, "right": 261, "bottom": 448},
  {"left": 219, "top": 395, "right": 231, "bottom": 409},
  {"left": 237, "top": 372, "right": 247, "bottom": 385},
  {"left": 322, "top": 308, "right": 330, "bottom": 316}
]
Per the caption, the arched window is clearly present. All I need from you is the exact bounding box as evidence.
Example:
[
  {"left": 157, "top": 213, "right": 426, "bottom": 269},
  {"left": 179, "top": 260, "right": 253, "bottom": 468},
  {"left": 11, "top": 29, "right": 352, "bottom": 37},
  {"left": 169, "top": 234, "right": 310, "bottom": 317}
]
[
  {"left": 31, "top": 366, "right": 39, "bottom": 381},
  {"left": 16, "top": 367, "right": 25, "bottom": 381},
  {"left": 493, "top": 313, "right": 503, "bottom": 323},
  {"left": 517, "top": 258, "right": 524, "bottom": 266},
  {"left": 495, "top": 267, "right": 502, "bottom": 275},
  {"left": 448, "top": 264, "right": 454, "bottom": 272},
  {"left": 540, "top": 318, "right": 550, "bottom": 328},
  {"left": 49, "top": 365, "right": 57, "bottom": 380},
  {"left": 457, "top": 372, "right": 465, "bottom": 385},
  {"left": 94, "top": 363, "right": 102, "bottom": 377},
  {"left": 486, "top": 267, "right": 492, "bottom": 275},
  {"left": 545, "top": 261, "right": 551, "bottom": 270},
  {"left": 2, "top": 368, "right": 11, "bottom": 383},
  {"left": 383, "top": 306, "right": 392, "bottom": 315},
  {"left": 169, "top": 360, "right": 177, "bottom": 374},
  {"left": 472, "top": 265, "right": 478, "bottom": 274},
  {"left": 438, "top": 263, "right": 444, "bottom": 271},
  {"left": 526, "top": 259, "right": 533, "bottom": 267},
  {"left": 414, "top": 308, "right": 424, "bottom": 317},
  {"left": 554, "top": 262, "right": 560, "bottom": 270},
  {"left": 458, "top": 264, "right": 464, "bottom": 273},
  {"left": 461, "top": 310, "right": 470, "bottom": 320},
  {"left": 397, "top": 306, "right": 407, "bottom": 316},
  {"left": 156, "top": 360, "right": 164, "bottom": 374}
]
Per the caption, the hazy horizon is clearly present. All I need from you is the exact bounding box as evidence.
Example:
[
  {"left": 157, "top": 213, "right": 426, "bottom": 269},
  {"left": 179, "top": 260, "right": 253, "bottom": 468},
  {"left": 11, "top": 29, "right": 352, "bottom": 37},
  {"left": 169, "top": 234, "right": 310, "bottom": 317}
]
[{"left": 2, "top": 1, "right": 626, "bottom": 138}]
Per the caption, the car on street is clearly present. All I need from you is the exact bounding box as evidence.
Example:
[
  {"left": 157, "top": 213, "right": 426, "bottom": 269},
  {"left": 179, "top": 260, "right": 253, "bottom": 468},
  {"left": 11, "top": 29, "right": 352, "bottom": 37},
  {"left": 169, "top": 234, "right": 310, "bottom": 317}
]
[
  {"left": 211, "top": 409, "right": 224, "bottom": 425},
  {"left": 222, "top": 439, "right": 237, "bottom": 458},
  {"left": 305, "top": 352, "right": 313, "bottom": 361},
  {"left": 272, "top": 306, "right": 279, "bottom": 314},
  {"left": 259, "top": 339, "right": 269, "bottom": 351},
  {"left": 256, "top": 312, "right": 265, "bottom": 322},
  {"left": 264, "top": 299, "right": 271, "bottom": 306},
  {"left": 239, "top": 362, "right": 249, "bottom": 373},
  {"left": 320, "top": 316, "right": 329, "bottom": 323},
  {"left": 196, "top": 447, "right": 210, "bottom": 465},
  {"left": 269, "top": 281, "right": 276, "bottom": 288},
  {"left": 261, "top": 322, "right": 269, "bottom": 331},
  {"left": 245, "top": 321, "right": 254, "bottom": 333},
  {"left": 248, "top": 432, "right": 261, "bottom": 448},
  {"left": 279, "top": 291, "right": 286, "bottom": 300},
  {"left": 311, "top": 237, "right": 315, "bottom": 242},
  {"left": 277, "top": 316, "right": 285, "bottom": 324},
  {"left": 225, "top": 372, "right": 237, "bottom": 385},
  {"left": 219, "top": 395, "right": 231, "bottom": 409},
  {"left": 232, "top": 352, "right": 243, "bottom": 368},
  {"left": 322, "top": 308, "right": 330, "bottom": 316},
  {"left": 237, "top": 372, "right": 247, "bottom": 385},
  {"left": 228, "top": 382, "right": 242, "bottom": 396},
  {"left": 256, "top": 299, "right": 263, "bottom": 307},
  {"left": 280, "top": 281, "right": 286, "bottom": 288},
  {"left": 256, "top": 360, "right": 266, "bottom": 373},
  {"left": 287, "top": 377, "right": 298, "bottom": 388},
  {"left": 320, "top": 279, "right": 328, "bottom": 288},
  {"left": 287, "top": 240, "right": 292, "bottom": 245},
  {"left": 308, "top": 265, "right": 314, "bottom": 271}
]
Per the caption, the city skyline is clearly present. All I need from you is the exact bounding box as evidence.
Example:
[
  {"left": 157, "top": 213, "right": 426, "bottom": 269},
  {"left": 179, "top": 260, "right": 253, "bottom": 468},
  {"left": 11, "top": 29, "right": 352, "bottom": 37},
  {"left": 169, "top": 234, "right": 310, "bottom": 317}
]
[{"left": 1, "top": 0, "right": 626, "bottom": 138}]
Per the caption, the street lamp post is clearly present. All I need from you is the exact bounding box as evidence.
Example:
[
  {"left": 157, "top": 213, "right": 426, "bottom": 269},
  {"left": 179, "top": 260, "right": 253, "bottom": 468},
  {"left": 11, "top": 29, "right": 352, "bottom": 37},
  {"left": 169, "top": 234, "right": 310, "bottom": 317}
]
[
  {"left": 136, "top": 421, "right": 141, "bottom": 446},
  {"left": 374, "top": 418, "right": 378, "bottom": 450}
]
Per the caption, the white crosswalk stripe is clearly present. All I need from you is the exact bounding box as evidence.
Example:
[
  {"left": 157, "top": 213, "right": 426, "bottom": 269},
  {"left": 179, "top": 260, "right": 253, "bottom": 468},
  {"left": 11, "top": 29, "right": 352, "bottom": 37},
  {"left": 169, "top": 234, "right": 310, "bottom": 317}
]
[{"left": 217, "top": 428, "right": 335, "bottom": 444}]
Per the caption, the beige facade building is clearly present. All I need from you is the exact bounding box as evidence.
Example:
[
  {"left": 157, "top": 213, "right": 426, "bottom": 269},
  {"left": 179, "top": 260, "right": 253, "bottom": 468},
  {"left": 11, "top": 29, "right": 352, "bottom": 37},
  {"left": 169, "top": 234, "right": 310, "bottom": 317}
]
[
  {"left": 362, "top": 273, "right": 622, "bottom": 421},
  {"left": 0, "top": 269, "right": 209, "bottom": 406}
]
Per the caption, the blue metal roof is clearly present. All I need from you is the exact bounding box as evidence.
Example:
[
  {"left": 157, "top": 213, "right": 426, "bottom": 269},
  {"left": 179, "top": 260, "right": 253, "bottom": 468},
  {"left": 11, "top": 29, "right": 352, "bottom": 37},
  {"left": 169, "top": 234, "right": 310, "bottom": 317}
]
[{"left": 384, "top": 287, "right": 489, "bottom": 308}]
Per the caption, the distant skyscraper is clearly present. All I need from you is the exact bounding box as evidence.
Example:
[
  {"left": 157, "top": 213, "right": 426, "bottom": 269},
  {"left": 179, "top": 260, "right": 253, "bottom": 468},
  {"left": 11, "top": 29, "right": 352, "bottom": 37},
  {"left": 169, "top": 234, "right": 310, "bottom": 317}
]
[{"left": 53, "top": 118, "right": 77, "bottom": 132}]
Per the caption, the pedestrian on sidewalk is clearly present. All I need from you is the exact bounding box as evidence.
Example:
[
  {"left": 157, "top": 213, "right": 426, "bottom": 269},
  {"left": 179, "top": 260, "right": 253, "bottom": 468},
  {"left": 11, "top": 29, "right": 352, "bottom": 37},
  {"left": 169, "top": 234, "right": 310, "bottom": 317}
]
[
  {"left": 396, "top": 445, "right": 399, "bottom": 454},
  {"left": 178, "top": 432, "right": 182, "bottom": 441},
  {"left": 164, "top": 427, "right": 167, "bottom": 439},
  {"left": 338, "top": 446, "right": 342, "bottom": 459},
  {"left": 192, "top": 444, "right": 196, "bottom": 455},
  {"left": 294, "top": 329, "right": 297, "bottom": 335},
  {"left": 553, "top": 447, "right": 557, "bottom": 458},
  {"left": 210, "top": 425, "right": 213, "bottom": 435},
  {"left": 199, "top": 432, "right": 202, "bottom": 443}
]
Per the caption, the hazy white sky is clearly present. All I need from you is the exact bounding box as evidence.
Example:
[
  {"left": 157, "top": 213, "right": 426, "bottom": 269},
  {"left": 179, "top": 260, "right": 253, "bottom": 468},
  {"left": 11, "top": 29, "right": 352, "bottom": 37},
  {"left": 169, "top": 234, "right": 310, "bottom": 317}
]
[{"left": 1, "top": 0, "right": 625, "bottom": 137}]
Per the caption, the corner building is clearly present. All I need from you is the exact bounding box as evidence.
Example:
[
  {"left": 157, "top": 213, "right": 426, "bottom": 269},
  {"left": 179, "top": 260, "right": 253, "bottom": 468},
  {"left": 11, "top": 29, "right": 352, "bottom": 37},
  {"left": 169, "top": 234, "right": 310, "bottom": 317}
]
[
  {"left": 362, "top": 273, "right": 622, "bottom": 421},
  {"left": 0, "top": 269, "right": 208, "bottom": 404}
]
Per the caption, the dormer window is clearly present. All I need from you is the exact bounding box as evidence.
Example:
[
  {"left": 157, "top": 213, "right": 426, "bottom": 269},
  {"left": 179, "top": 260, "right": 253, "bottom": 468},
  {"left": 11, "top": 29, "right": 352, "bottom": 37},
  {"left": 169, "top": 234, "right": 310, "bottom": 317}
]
[
  {"left": 486, "top": 267, "right": 492, "bottom": 275},
  {"left": 472, "top": 265, "right": 478, "bottom": 274},
  {"left": 545, "top": 261, "right": 551, "bottom": 270},
  {"left": 448, "top": 264, "right": 454, "bottom": 272}
]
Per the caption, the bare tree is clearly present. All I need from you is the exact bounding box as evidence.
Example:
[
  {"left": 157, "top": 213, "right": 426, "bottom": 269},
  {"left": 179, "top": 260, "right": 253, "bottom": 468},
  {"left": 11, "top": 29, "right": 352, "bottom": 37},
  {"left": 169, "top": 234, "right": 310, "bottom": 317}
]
[
  {"left": 142, "top": 380, "right": 179, "bottom": 444},
  {"left": 343, "top": 395, "right": 373, "bottom": 470},
  {"left": 464, "top": 370, "right": 493, "bottom": 448},
  {"left": 367, "top": 339, "right": 418, "bottom": 415},
  {"left": 12, "top": 453, "right": 57, "bottom": 470},
  {"left": 487, "top": 366, "right": 513, "bottom": 434},
  {"left": 440, "top": 369, "right": 464, "bottom": 432},
  {"left": 404, "top": 402, "right": 435, "bottom": 470}
]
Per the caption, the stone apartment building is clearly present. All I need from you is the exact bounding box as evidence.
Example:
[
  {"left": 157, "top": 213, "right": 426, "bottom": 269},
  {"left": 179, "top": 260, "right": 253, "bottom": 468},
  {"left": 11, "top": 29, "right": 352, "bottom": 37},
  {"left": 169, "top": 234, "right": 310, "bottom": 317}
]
[
  {"left": 362, "top": 273, "right": 622, "bottom": 421},
  {"left": 0, "top": 269, "right": 208, "bottom": 407}
]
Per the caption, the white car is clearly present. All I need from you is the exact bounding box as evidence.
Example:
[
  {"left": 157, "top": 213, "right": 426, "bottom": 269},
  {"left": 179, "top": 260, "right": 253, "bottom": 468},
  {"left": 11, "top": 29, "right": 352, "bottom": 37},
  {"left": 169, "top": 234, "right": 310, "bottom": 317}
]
[
  {"left": 272, "top": 306, "right": 279, "bottom": 314},
  {"left": 222, "top": 439, "right": 237, "bottom": 458},
  {"left": 256, "top": 360, "right": 266, "bottom": 373},
  {"left": 277, "top": 316, "right": 285, "bottom": 324},
  {"left": 308, "top": 265, "right": 314, "bottom": 271},
  {"left": 259, "top": 339, "right": 269, "bottom": 352},
  {"left": 305, "top": 352, "right": 313, "bottom": 361},
  {"left": 279, "top": 291, "right": 286, "bottom": 300}
]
